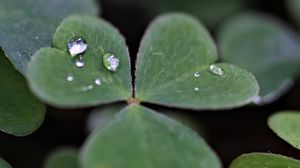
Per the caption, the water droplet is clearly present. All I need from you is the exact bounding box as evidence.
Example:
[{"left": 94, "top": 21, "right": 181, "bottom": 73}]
[
  {"left": 35, "top": 36, "right": 39, "bottom": 40},
  {"left": 81, "top": 85, "right": 94, "bottom": 91},
  {"left": 194, "top": 71, "right": 200, "bottom": 78},
  {"left": 103, "top": 54, "right": 120, "bottom": 72},
  {"left": 75, "top": 55, "right": 84, "bottom": 68},
  {"left": 66, "top": 75, "right": 74, "bottom": 82},
  {"left": 209, "top": 64, "right": 225, "bottom": 77},
  {"left": 67, "top": 36, "right": 87, "bottom": 57},
  {"left": 95, "top": 79, "right": 101, "bottom": 86},
  {"left": 194, "top": 87, "right": 199, "bottom": 91}
]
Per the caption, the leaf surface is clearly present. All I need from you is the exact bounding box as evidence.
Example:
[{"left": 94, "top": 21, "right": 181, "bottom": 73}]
[
  {"left": 0, "top": 51, "right": 45, "bottom": 136},
  {"left": 268, "top": 111, "right": 300, "bottom": 150},
  {"left": 135, "top": 13, "right": 259, "bottom": 109},
  {"left": 229, "top": 153, "right": 300, "bottom": 168},
  {"left": 27, "top": 15, "right": 132, "bottom": 108},
  {"left": 81, "top": 104, "right": 221, "bottom": 168}
]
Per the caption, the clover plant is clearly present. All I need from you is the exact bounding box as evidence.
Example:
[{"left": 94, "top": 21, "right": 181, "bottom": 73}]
[{"left": 0, "top": 0, "right": 300, "bottom": 168}]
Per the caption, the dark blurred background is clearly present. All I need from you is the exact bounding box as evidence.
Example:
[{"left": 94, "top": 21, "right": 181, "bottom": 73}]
[{"left": 1, "top": 0, "right": 300, "bottom": 167}]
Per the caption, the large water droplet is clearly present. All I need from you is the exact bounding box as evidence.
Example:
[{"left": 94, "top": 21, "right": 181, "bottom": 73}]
[
  {"left": 66, "top": 75, "right": 74, "bottom": 82},
  {"left": 67, "top": 36, "right": 87, "bottom": 57},
  {"left": 194, "top": 71, "right": 200, "bottom": 78},
  {"left": 95, "top": 79, "right": 101, "bottom": 86},
  {"left": 209, "top": 64, "right": 225, "bottom": 77},
  {"left": 103, "top": 54, "right": 120, "bottom": 72},
  {"left": 75, "top": 55, "right": 84, "bottom": 68}
]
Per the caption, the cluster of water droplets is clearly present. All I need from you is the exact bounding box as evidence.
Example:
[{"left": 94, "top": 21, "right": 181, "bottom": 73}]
[
  {"left": 67, "top": 36, "right": 120, "bottom": 72},
  {"left": 65, "top": 36, "right": 122, "bottom": 91},
  {"left": 192, "top": 64, "right": 226, "bottom": 92}
]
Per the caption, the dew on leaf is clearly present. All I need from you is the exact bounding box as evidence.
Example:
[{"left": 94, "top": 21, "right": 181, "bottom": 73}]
[
  {"left": 209, "top": 64, "right": 225, "bottom": 77},
  {"left": 81, "top": 85, "right": 94, "bottom": 91},
  {"left": 103, "top": 53, "right": 120, "bottom": 72},
  {"left": 75, "top": 55, "right": 84, "bottom": 68},
  {"left": 66, "top": 75, "right": 74, "bottom": 82},
  {"left": 194, "top": 87, "right": 199, "bottom": 91},
  {"left": 194, "top": 71, "right": 200, "bottom": 78},
  {"left": 95, "top": 79, "right": 101, "bottom": 86},
  {"left": 67, "top": 36, "right": 88, "bottom": 57}
]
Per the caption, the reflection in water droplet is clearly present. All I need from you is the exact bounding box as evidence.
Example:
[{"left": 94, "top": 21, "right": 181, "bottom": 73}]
[
  {"left": 82, "top": 85, "right": 94, "bottom": 91},
  {"left": 67, "top": 36, "right": 87, "bottom": 57},
  {"left": 75, "top": 55, "right": 84, "bottom": 68},
  {"left": 66, "top": 75, "right": 74, "bottom": 82},
  {"left": 194, "top": 87, "right": 199, "bottom": 91},
  {"left": 209, "top": 64, "right": 225, "bottom": 77},
  {"left": 103, "top": 54, "right": 120, "bottom": 72},
  {"left": 194, "top": 72, "right": 200, "bottom": 78},
  {"left": 95, "top": 79, "right": 101, "bottom": 86}
]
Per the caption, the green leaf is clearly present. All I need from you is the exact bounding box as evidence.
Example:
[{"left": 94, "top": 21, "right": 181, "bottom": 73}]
[
  {"left": 87, "top": 103, "right": 126, "bottom": 133},
  {"left": 81, "top": 104, "right": 221, "bottom": 168},
  {"left": 288, "top": 0, "right": 300, "bottom": 27},
  {"left": 0, "top": 0, "right": 99, "bottom": 75},
  {"left": 44, "top": 148, "right": 79, "bottom": 168},
  {"left": 27, "top": 15, "right": 132, "bottom": 108},
  {"left": 218, "top": 13, "right": 300, "bottom": 104},
  {"left": 268, "top": 111, "right": 300, "bottom": 150},
  {"left": 150, "top": 0, "right": 247, "bottom": 27},
  {"left": 87, "top": 104, "right": 204, "bottom": 134},
  {"left": 229, "top": 153, "right": 300, "bottom": 168},
  {"left": 0, "top": 158, "right": 11, "bottom": 168},
  {"left": 0, "top": 50, "right": 45, "bottom": 136},
  {"left": 135, "top": 13, "right": 259, "bottom": 110}
]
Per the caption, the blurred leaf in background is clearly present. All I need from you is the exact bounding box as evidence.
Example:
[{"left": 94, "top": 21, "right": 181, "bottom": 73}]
[
  {"left": 0, "top": 50, "right": 45, "bottom": 136},
  {"left": 218, "top": 13, "right": 300, "bottom": 104},
  {"left": 44, "top": 148, "right": 79, "bottom": 168},
  {"left": 229, "top": 153, "right": 300, "bottom": 168}
]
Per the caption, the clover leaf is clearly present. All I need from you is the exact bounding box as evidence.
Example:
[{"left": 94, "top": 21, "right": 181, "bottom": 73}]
[
  {"left": 229, "top": 153, "right": 300, "bottom": 168},
  {"left": 0, "top": 50, "right": 45, "bottom": 136},
  {"left": 27, "top": 15, "right": 132, "bottom": 108},
  {"left": 0, "top": 158, "right": 11, "bottom": 168},
  {"left": 44, "top": 148, "right": 79, "bottom": 168},
  {"left": 268, "top": 111, "right": 300, "bottom": 150},
  {"left": 135, "top": 13, "right": 259, "bottom": 109},
  {"left": 81, "top": 105, "right": 221, "bottom": 168}
]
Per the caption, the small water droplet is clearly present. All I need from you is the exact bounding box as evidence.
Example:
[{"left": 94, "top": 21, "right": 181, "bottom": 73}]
[
  {"left": 194, "top": 71, "right": 200, "bottom": 78},
  {"left": 81, "top": 85, "right": 94, "bottom": 91},
  {"left": 103, "top": 53, "right": 120, "bottom": 72},
  {"left": 75, "top": 55, "right": 84, "bottom": 68},
  {"left": 95, "top": 79, "right": 101, "bottom": 86},
  {"left": 66, "top": 75, "right": 74, "bottom": 82},
  {"left": 194, "top": 87, "right": 199, "bottom": 91},
  {"left": 67, "top": 36, "right": 87, "bottom": 57},
  {"left": 209, "top": 64, "right": 225, "bottom": 77},
  {"left": 35, "top": 36, "right": 39, "bottom": 40}
]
